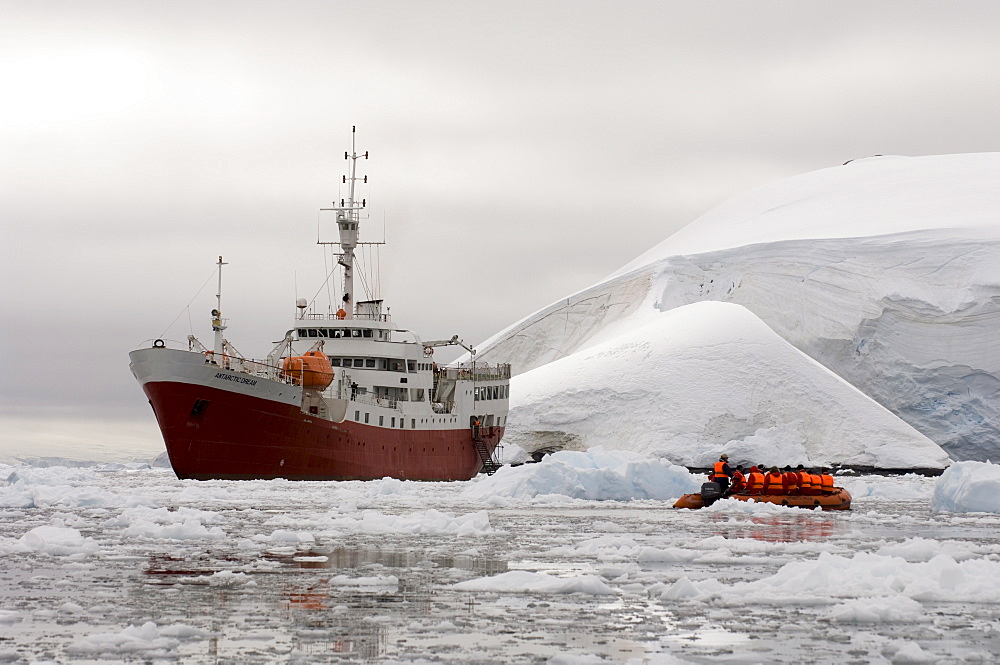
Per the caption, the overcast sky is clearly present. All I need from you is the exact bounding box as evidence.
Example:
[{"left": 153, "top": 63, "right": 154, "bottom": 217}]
[{"left": 3, "top": 1, "right": 1000, "bottom": 457}]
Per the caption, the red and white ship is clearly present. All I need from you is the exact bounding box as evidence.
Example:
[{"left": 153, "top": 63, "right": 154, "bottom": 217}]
[{"left": 129, "top": 129, "right": 509, "bottom": 481}]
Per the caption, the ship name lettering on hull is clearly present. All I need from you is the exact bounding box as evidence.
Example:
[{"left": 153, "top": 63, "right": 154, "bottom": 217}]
[{"left": 215, "top": 372, "right": 258, "bottom": 387}]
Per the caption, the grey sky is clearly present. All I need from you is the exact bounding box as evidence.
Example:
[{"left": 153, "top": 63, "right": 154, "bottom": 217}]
[{"left": 3, "top": 1, "right": 999, "bottom": 451}]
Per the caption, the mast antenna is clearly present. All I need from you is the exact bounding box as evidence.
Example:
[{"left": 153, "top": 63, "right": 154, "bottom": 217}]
[{"left": 212, "top": 255, "right": 228, "bottom": 357}]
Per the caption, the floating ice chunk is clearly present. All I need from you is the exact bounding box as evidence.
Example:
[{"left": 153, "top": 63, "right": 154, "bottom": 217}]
[
  {"left": 328, "top": 574, "right": 399, "bottom": 591},
  {"left": 931, "top": 461, "right": 1000, "bottom": 513},
  {"left": 891, "top": 641, "right": 935, "bottom": 663},
  {"left": 453, "top": 570, "right": 615, "bottom": 595},
  {"left": 652, "top": 550, "right": 1000, "bottom": 605},
  {"left": 464, "top": 447, "right": 700, "bottom": 501},
  {"left": 18, "top": 525, "right": 99, "bottom": 557},
  {"left": 876, "top": 537, "right": 987, "bottom": 562},
  {"left": 840, "top": 475, "right": 934, "bottom": 500},
  {"left": 636, "top": 547, "right": 703, "bottom": 564},
  {"left": 175, "top": 571, "right": 252, "bottom": 587},
  {"left": 66, "top": 621, "right": 182, "bottom": 655},
  {"left": 205, "top": 571, "right": 252, "bottom": 587},
  {"left": 0, "top": 610, "right": 22, "bottom": 624},
  {"left": 547, "top": 655, "right": 608, "bottom": 665},
  {"left": 660, "top": 576, "right": 702, "bottom": 601},
  {"left": 259, "top": 529, "right": 314, "bottom": 543},
  {"left": 824, "top": 596, "right": 924, "bottom": 623},
  {"left": 121, "top": 518, "right": 225, "bottom": 541},
  {"left": 331, "top": 508, "right": 492, "bottom": 536}
]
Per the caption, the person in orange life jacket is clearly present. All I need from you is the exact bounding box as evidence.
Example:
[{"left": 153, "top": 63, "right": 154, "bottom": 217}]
[
  {"left": 764, "top": 466, "right": 786, "bottom": 495},
  {"left": 745, "top": 466, "right": 765, "bottom": 495},
  {"left": 799, "top": 466, "right": 821, "bottom": 496},
  {"left": 819, "top": 468, "right": 835, "bottom": 491},
  {"left": 810, "top": 469, "right": 824, "bottom": 495},
  {"left": 729, "top": 465, "right": 747, "bottom": 494},
  {"left": 795, "top": 464, "right": 813, "bottom": 495},
  {"left": 711, "top": 454, "right": 733, "bottom": 493},
  {"left": 782, "top": 465, "right": 800, "bottom": 495}
]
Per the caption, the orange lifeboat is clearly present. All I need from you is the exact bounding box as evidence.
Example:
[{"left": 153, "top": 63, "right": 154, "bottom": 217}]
[{"left": 282, "top": 351, "right": 334, "bottom": 389}]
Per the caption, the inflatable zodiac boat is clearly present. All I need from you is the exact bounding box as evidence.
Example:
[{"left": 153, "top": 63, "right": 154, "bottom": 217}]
[{"left": 674, "top": 482, "right": 852, "bottom": 511}]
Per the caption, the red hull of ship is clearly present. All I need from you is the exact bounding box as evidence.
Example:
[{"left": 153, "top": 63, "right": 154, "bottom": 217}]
[{"left": 143, "top": 381, "right": 503, "bottom": 481}]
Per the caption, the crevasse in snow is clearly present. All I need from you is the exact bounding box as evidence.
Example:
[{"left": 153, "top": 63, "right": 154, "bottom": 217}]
[{"left": 474, "top": 154, "right": 1000, "bottom": 462}]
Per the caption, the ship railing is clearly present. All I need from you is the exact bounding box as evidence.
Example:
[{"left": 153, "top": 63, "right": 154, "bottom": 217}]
[
  {"left": 298, "top": 312, "right": 391, "bottom": 322},
  {"left": 350, "top": 392, "right": 400, "bottom": 411},
  {"left": 204, "top": 354, "right": 302, "bottom": 385},
  {"left": 437, "top": 363, "right": 511, "bottom": 382}
]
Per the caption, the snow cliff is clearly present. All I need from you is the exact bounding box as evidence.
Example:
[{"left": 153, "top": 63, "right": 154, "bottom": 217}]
[
  {"left": 476, "top": 154, "right": 1000, "bottom": 462},
  {"left": 504, "top": 301, "right": 949, "bottom": 469}
]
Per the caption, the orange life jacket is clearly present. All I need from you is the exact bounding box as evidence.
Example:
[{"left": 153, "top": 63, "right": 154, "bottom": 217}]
[
  {"left": 783, "top": 472, "right": 799, "bottom": 492},
  {"left": 747, "top": 472, "right": 765, "bottom": 491},
  {"left": 764, "top": 472, "right": 785, "bottom": 494},
  {"left": 712, "top": 461, "right": 730, "bottom": 480},
  {"left": 730, "top": 470, "right": 746, "bottom": 491},
  {"left": 810, "top": 474, "right": 823, "bottom": 490},
  {"left": 821, "top": 474, "right": 834, "bottom": 489},
  {"left": 798, "top": 471, "right": 813, "bottom": 490}
]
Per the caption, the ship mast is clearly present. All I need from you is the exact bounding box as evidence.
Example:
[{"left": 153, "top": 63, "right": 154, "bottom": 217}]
[
  {"left": 331, "top": 126, "right": 367, "bottom": 320},
  {"left": 212, "top": 255, "right": 227, "bottom": 355}
]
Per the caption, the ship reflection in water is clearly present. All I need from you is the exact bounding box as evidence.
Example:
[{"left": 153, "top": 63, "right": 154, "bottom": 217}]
[{"left": 143, "top": 545, "right": 510, "bottom": 661}]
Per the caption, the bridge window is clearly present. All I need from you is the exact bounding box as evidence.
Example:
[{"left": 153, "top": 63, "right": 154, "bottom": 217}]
[
  {"left": 407, "top": 361, "right": 416, "bottom": 372},
  {"left": 353, "top": 359, "right": 364, "bottom": 368},
  {"left": 363, "top": 329, "right": 373, "bottom": 338},
  {"left": 365, "top": 358, "right": 375, "bottom": 368},
  {"left": 352, "top": 329, "right": 362, "bottom": 338}
]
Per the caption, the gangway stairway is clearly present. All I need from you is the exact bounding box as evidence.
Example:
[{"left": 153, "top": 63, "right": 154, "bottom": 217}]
[{"left": 472, "top": 429, "right": 502, "bottom": 475}]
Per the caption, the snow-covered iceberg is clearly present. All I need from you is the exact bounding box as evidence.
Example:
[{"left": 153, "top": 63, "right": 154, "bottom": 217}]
[
  {"left": 464, "top": 446, "right": 700, "bottom": 501},
  {"left": 475, "top": 154, "right": 1000, "bottom": 462},
  {"left": 505, "top": 301, "right": 949, "bottom": 469},
  {"left": 931, "top": 461, "right": 1000, "bottom": 513}
]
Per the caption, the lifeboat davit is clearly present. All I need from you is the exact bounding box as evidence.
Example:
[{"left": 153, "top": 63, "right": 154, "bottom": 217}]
[
  {"left": 281, "top": 350, "right": 334, "bottom": 389},
  {"left": 674, "top": 486, "right": 852, "bottom": 511}
]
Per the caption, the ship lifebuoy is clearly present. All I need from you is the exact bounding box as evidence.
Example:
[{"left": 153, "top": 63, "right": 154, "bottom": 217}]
[
  {"left": 423, "top": 347, "right": 434, "bottom": 357},
  {"left": 153, "top": 339, "right": 165, "bottom": 348}
]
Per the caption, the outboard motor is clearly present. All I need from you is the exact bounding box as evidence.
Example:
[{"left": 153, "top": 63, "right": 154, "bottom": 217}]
[{"left": 700, "top": 481, "right": 723, "bottom": 507}]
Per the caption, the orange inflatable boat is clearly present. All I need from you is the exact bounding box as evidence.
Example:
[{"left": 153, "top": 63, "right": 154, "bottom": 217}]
[{"left": 674, "top": 483, "right": 852, "bottom": 511}]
